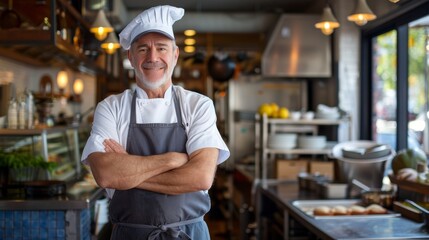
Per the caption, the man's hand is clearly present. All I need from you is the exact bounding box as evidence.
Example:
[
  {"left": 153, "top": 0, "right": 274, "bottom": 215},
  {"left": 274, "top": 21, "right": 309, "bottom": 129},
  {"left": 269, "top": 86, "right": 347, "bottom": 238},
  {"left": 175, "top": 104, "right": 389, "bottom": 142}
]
[{"left": 103, "top": 139, "right": 128, "bottom": 154}]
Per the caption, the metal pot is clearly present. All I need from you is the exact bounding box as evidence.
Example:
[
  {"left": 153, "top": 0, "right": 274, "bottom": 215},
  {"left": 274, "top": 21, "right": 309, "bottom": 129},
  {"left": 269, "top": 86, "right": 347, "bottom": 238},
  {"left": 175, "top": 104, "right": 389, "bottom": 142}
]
[{"left": 332, "top": 141, "right": 394, "bottom": 191}]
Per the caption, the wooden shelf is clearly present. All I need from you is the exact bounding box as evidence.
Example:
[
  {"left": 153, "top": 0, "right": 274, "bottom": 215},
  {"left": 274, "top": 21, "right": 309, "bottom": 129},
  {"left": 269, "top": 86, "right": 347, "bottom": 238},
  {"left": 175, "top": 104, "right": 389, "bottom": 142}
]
[{"left": 0, "top": 0, "right": 100, "bottom": 72}]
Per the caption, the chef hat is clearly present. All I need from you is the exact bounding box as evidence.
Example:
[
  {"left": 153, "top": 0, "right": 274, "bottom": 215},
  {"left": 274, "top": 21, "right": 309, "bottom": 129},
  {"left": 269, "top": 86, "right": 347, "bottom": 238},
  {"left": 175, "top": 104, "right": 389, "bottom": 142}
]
[{"left": 119, "top": 5, "right": 184, "bottom": 50}]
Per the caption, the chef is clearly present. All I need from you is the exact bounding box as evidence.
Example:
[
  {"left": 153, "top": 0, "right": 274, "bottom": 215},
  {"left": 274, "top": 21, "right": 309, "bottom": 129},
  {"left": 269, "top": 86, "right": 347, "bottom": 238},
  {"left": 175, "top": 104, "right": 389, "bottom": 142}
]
[{"left": 81, "top": 5, "right": 230, "bottom": 240}]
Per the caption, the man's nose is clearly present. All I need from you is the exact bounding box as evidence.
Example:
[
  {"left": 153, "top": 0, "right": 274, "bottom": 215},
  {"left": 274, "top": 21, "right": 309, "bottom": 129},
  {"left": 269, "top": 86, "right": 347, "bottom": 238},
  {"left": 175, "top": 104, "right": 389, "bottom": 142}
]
[{"left": 148, "top": 48, "right": 158, "bottom": 62}]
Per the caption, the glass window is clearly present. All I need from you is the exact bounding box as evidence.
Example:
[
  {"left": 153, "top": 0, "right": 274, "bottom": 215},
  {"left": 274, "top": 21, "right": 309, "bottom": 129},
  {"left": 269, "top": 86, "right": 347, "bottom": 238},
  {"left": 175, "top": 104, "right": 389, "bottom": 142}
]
[
  {"left": 408, "top": 16, "right": 429, "bottom": 151},
  {"left": 372, "top": 30, "right": 397, "bottom": 149}
]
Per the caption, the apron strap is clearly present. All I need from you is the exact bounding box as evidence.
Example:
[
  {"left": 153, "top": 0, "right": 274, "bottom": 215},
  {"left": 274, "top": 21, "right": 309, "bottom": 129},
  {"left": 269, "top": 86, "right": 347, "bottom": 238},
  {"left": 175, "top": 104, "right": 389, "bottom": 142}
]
[
  {"left": 172, "top": 86, "right": 184, "bottom": 126},
  {"left": 113, "top": 215, "right": 204, "bottom": 240}
]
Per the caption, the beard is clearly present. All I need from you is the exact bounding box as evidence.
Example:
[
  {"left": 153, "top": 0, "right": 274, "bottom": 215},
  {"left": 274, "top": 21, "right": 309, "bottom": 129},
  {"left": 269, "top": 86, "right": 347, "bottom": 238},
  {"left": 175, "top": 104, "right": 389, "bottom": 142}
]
[{"left": 135, "top": 62, "right": 174, "bottom": 90}]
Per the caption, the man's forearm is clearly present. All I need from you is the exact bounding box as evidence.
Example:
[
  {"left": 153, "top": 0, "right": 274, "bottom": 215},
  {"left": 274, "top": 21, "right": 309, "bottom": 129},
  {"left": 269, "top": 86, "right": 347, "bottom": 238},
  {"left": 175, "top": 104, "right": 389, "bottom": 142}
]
[
  {"left": 137, "top": 148, "right": 219, "bottom": 195},
  {"left": 87, "top": 151, "right": 187, "bottom": 190}
]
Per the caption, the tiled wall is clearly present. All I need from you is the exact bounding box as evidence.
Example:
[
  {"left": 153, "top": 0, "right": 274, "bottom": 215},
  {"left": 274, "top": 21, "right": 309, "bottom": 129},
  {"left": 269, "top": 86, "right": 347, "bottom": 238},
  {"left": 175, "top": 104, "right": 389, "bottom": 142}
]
[{"left": 0, "top": 209, "right": 90, "bottom": 240}]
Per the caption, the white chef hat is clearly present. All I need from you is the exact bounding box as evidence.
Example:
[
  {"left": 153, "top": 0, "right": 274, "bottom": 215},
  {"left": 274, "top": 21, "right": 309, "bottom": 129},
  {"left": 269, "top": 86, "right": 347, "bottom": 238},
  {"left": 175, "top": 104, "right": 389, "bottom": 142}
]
[{"left": 119, "top": 5, "right": 184, "bottom": 50}]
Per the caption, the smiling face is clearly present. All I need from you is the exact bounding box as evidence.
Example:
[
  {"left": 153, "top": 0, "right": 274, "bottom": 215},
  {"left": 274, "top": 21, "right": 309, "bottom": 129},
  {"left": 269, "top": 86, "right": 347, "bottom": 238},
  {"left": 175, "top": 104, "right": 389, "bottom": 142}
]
[{"left": 128, "top": 32, "right": 179, "bottom": 94}]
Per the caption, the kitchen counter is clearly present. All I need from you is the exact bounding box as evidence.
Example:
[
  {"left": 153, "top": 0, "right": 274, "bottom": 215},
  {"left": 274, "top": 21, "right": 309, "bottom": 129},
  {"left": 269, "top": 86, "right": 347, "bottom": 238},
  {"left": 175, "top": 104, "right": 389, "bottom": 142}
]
[
  {"left": 0, "top": 177, "right": 106, "bottom": 239},
  {"left": 0, "top": 182, "right": 105, "bottom": 210},
  {"left": 257, "top": 180, "right": 429, "bottom": 239}
]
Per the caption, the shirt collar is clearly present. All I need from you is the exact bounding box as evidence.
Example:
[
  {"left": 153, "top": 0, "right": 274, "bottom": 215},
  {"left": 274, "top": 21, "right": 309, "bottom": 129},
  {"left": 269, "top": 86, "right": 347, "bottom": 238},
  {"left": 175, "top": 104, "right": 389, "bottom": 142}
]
[{"left": 135, "top": 85, "right": 173, "bottom": 100}]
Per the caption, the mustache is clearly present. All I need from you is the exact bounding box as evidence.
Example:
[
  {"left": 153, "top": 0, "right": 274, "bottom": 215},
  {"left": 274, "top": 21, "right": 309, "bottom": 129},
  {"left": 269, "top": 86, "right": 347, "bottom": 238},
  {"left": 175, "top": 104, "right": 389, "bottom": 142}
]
[{"left": 142, "top": 62, "right": 166, "bottom": 69}]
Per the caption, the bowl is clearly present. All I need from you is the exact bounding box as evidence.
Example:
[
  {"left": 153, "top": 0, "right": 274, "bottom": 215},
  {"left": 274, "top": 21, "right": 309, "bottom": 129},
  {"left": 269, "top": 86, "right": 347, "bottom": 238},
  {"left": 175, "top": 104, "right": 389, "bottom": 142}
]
[
  {"left": 342, "top": 144, "right": 391, "bottom": 159},
  {"left": 303, "top": 111, "right": 315, "bottom": 120}
]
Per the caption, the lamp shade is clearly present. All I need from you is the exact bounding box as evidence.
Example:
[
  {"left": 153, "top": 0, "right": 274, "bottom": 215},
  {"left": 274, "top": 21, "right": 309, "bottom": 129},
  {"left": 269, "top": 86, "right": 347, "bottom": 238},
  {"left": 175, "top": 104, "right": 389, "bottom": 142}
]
[
  {"left": 90, "top": 10, "right": 114, "bottom": 41},
  {"left": 347, "top": 0, "right": 377, "bottom": 26},
  {"left": 315, "top": 6, "right": 340, "bottom": 35},
  {"left": 57, "top": 70, "right": 68, "bottom": 89},
  {"left": 101, "top": 32, "right": 120, "bottom": 54},
  {"left": 73, "top": 79, "right": 84, "bottom": 95}
]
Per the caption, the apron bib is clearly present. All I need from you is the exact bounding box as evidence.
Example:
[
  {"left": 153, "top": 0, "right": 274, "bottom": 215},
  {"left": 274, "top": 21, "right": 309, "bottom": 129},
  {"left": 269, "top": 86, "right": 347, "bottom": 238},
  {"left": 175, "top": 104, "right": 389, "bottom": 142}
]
[{"left": 109, "top": 87, "right": 211, "bottom": 240}]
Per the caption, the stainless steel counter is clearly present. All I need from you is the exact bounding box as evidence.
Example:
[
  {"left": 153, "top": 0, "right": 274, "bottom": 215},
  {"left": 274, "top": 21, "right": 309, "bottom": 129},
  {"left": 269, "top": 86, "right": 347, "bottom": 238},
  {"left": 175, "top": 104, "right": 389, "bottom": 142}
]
[{"left": 257, "top": 180, "right": 429, "bottom": 239}]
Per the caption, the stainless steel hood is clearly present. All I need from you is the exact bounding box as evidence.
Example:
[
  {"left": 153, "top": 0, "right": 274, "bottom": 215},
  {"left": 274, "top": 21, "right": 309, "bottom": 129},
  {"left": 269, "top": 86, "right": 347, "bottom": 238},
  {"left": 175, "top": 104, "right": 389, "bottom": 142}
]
[{"left": 262, "top": 14, "right": 332, "bottom": 78}]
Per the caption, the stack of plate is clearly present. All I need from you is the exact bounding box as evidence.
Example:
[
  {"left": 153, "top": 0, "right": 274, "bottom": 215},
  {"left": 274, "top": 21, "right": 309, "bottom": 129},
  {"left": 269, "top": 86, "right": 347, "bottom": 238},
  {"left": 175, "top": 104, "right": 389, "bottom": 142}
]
[
  {"left": 268, "top": 133, "right": 297, "bottom": 149},
  {"left": 297, "top": 136, "right": 327, "bottom": 149}
]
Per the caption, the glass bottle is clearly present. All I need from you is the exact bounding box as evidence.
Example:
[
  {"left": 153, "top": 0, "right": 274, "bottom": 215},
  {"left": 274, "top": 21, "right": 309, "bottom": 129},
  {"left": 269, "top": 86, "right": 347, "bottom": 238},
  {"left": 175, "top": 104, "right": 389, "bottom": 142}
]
[{"left": 7, "top": 98, "right": 18, "bottom": 129}]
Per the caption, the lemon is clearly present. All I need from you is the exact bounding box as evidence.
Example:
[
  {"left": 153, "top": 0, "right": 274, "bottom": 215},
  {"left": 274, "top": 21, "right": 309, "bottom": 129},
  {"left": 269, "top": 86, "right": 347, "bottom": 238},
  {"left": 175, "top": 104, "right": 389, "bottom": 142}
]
[
  {"left": 270, "top": 103, "right": 279, "bottom": 114},
  {"left": 258, "top": 103, "right": 273, "bottom": 117},
  {"left": 278, "top": 107, "right": 289, "bottom": 119}
]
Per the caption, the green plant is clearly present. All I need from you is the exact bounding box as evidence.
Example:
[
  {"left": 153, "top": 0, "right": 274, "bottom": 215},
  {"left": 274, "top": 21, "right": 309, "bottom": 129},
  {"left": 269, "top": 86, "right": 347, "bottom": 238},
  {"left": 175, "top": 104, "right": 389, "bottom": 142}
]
[{"left": 0, "top": 150, "right": 57, "bottom": 172}]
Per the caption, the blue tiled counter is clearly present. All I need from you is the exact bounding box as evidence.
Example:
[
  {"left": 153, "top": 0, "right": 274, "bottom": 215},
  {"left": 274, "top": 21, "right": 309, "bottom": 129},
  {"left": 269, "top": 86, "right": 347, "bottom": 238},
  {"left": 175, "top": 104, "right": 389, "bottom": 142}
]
[{"left": 0, "top": 187, "right": 105, "bottom": 240}]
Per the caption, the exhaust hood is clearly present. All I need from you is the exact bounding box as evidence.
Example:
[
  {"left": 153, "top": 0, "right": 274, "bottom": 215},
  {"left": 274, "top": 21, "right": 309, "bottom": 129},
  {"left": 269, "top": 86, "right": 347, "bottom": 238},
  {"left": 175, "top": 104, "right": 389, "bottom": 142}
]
[{"left": 262, "top": 14, "right": 332, "bottom": 78}]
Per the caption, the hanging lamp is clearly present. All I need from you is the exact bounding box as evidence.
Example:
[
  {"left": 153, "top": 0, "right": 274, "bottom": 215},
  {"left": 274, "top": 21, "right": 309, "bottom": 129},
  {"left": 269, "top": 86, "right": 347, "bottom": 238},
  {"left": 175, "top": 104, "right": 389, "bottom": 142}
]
[
  {"left": 101, "top": 32, "right": 120, "bottom": 54},
  {"left": 90, "top": 10, "right": 114, "bottom": 41},
  {"left": 315, "top": 5, "right": 340, "bottom": 35},
  {"left": 347, "top": 0, "right": 377, "bottom": 26}
]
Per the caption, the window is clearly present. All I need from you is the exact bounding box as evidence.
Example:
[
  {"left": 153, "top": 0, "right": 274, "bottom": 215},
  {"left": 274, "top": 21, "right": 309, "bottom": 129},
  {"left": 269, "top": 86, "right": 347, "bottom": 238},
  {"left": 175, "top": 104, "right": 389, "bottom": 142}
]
[{"left": 361, "top": 0, "right": 429, "bottom": 152}]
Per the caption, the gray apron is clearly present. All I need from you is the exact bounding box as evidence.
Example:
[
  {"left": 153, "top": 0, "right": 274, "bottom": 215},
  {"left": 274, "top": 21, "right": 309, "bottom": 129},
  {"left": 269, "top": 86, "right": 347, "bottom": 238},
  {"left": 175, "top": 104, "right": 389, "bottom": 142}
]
[{"left": 109, "top": 87, "right": 211, "bottom": 240}]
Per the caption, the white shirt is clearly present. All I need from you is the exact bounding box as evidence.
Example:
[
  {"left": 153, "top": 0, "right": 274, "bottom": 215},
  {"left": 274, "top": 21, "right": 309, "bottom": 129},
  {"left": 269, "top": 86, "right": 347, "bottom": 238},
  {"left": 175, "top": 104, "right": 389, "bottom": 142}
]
[{"left": 81, "top": 85, "right": 230, "bottom": 197}]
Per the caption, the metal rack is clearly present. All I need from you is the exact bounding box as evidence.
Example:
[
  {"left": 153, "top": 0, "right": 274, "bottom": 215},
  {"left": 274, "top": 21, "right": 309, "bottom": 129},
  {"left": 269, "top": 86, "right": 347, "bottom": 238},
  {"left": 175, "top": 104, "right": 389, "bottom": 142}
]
[{"left": 255, "top": 113, "right": 352, "bottom": 181}]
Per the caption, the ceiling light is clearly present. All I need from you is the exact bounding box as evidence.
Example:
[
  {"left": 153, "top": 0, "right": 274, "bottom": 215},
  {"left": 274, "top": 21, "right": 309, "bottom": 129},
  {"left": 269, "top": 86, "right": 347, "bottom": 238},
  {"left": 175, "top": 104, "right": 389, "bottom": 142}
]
[
  {"left": 90, "top": 10, "right": 114, "bottom": 41},
  {"left": 184, "top": 29, "right": 196, "bottom": 37},
  {"left": 101, "top": 32, "right": 120, "bottom": 54},
  {"left": 348, "top": 0, "right": 377, "bottom": 26},
  {"left": 315, "top": 5, "right": 340, "bottom": 36},
  {"left": 388, "top": 0, "right": 400, "bottom": 3},
  {"left": 184, "top": 46, "right": 195, "bottom": 53},
  {"left": 184, "top": 38, "right": 196, "bottom": 45}
]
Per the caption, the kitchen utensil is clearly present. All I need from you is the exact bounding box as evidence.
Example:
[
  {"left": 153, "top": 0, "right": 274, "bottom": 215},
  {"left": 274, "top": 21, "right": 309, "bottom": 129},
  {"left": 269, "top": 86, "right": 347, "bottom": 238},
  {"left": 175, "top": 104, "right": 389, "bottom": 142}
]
[
  {"left": 352, "top": 179, "right": 371, "bottom": 191},
  {"left": 207, "top": 54, "right": 235, "bottom": 82},
  {"left": 0, "top": 0, "right": 21, "bottom": 29},
  {"left": 405, "top": 200, "right": 429, "bottom": 230}
]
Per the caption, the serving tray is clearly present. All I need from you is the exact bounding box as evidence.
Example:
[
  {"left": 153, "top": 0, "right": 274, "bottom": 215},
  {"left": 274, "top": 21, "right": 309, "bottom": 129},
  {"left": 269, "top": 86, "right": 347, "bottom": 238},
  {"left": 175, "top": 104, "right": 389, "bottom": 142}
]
[{"left": 292, "top": 199, "right": 400, "bottom": 219}]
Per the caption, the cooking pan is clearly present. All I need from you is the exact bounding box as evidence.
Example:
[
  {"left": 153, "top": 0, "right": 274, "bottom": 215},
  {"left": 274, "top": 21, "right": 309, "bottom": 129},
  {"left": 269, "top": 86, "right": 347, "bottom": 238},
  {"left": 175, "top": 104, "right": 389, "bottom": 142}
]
[
  {"left": 207, "top": 54, "right": 236, "bottom": 82},
  {"left": 0, "top": 0, "right": 21, "bottom": 29}
]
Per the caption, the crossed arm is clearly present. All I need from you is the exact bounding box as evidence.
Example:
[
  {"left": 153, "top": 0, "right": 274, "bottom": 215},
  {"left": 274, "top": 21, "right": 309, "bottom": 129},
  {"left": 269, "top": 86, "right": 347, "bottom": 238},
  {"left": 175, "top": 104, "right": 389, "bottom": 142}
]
[{"left": 87, "top": 139, "right": 219, "bottom": 195}]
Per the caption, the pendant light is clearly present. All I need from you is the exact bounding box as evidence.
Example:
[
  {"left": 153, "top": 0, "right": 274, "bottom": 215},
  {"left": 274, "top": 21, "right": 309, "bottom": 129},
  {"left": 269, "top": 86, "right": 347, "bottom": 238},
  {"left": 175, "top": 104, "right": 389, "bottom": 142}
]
[
  {"left": 90, "top": 10, "right": 114, "bottom": 41},
  {"left": 101, "top": 32, "right": 120, "bottom": 54},
  {"left": 347, "top": 0, "right": 377, "bottom": 26},
  {"left": 315, "top": 5, "right": 340, "bottom": 36}
]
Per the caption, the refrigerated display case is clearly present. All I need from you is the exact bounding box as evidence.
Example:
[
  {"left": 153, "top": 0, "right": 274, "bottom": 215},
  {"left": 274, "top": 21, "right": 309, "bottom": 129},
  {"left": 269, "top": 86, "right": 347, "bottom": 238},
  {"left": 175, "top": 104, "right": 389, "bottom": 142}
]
[{"left": 0, "top": 125, "right": 91, "bottom": 181}]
